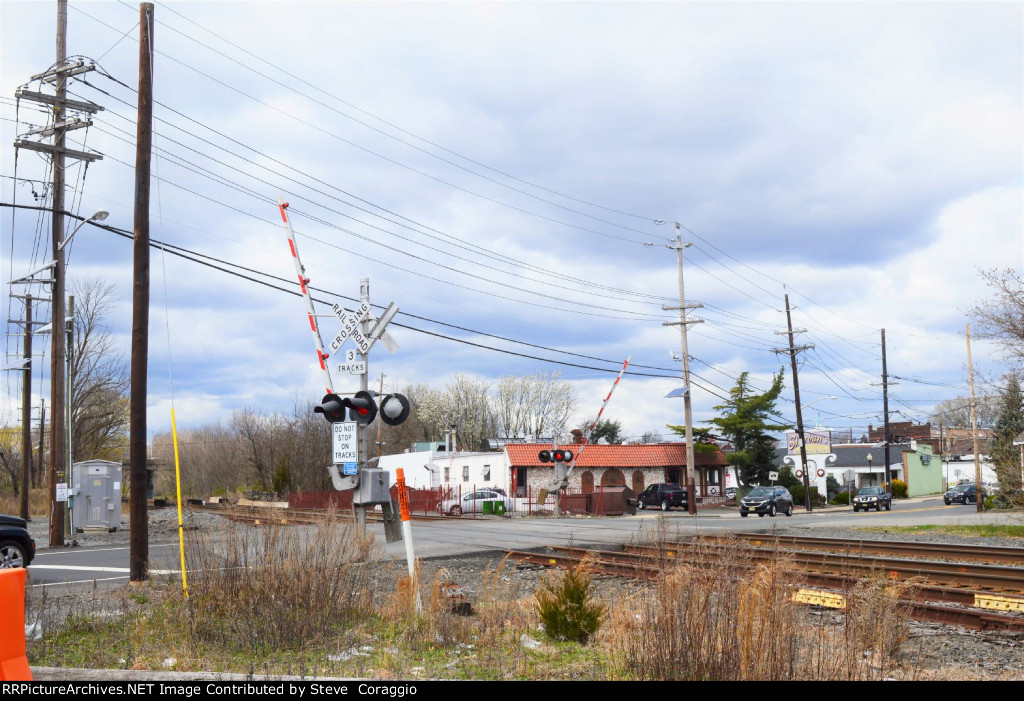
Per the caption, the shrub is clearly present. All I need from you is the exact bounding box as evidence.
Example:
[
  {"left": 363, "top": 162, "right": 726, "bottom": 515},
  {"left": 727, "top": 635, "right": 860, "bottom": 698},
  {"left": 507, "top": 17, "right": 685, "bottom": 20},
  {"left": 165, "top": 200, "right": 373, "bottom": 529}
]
[
  {"left": 534, "top": 563, "right": 605, "bottom": 644},
  {"left": 789, "top": 484, "right": 826, "bottom": 507},
  {"left": 890, "top": 480, "right": 908, "bottom": 499},
  {"left": 832, "top": 491, "right": 850, "bottom": 505}
]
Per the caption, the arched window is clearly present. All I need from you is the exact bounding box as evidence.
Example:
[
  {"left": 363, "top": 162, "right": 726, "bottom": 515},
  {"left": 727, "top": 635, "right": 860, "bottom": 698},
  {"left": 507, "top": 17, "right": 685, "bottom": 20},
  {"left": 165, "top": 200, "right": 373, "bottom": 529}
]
[
  {"left": 581, "top": 471, "right": 594, "bottom": 493},
  {"left": 632, "top": 471, "right": 645, "bottom": 494}
]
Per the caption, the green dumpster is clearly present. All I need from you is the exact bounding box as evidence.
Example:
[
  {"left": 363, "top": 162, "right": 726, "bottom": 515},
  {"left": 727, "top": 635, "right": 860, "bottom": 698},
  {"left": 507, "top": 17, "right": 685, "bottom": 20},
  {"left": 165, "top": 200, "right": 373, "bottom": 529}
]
[
  {"left": 494, "top": 501, "right": 506, "bottom": 516},
  {"left": 482, "top": 500, "right": 494, "bottom": 515}
]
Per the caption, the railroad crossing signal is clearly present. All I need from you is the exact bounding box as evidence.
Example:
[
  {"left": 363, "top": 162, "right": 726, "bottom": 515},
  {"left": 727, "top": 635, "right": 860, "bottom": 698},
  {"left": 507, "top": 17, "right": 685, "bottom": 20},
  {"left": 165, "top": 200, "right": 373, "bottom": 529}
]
[{"left": 539, "top": 449, "right": 573, "bottom": 464}]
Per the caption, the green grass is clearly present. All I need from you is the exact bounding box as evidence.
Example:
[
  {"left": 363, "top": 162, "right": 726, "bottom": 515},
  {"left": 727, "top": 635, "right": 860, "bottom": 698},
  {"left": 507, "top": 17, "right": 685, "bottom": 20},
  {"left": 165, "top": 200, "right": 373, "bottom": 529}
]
[{"left": 859, "top": 524, "right": 1024, "bottom": 538}]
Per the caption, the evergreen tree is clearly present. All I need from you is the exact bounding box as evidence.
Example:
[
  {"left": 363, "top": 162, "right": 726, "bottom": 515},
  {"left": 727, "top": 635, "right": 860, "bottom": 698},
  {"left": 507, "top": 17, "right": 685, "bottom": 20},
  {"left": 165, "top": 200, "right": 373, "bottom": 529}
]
[
  {"left": 990, "top": 375, "right": 1024, "bottom": 507},
  {"left": 704, "top": 370, "right": 790, "bottom": 488}
]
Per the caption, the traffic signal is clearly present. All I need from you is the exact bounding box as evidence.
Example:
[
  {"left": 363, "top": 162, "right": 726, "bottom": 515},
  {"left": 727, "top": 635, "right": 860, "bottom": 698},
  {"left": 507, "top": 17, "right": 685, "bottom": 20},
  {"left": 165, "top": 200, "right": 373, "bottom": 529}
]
[
  {"left": 379, "top": 393, "right": 410, "bottom": 426},
  {"left": 538, "top": 450, "right": 552, "bottom": 463},
  {"left": 314, "top": 393, "right": 346, "bottom": 423},
  {"left": 344, "top": 390, "right": 378, "bottom": 425}
]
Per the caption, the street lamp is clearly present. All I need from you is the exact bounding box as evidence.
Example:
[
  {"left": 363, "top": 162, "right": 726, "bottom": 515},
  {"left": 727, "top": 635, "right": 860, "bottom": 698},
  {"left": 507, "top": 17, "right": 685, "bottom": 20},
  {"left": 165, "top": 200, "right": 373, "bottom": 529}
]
[
  {"left": 58, "top": 209, "right": 109, "bottom": 251},
  {"left": 866, "top": 452, "right": 873, "bottom": 487},
  {"left": 800, "top": 396, "right": 837, "bottom": 427}
]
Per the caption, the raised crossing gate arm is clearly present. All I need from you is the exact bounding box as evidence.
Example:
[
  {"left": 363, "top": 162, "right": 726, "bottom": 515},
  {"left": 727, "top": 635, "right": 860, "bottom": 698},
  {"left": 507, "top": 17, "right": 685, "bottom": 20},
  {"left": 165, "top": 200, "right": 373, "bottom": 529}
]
[{"left": 279, "top": 198, "right": 334, "bottom": 393}]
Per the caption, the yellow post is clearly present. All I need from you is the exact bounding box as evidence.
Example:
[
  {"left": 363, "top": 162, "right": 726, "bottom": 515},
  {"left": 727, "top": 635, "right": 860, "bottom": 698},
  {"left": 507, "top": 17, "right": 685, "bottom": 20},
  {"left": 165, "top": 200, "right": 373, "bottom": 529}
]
[{"left": 171, "top": 408, "right": 188, "bottom": 598}]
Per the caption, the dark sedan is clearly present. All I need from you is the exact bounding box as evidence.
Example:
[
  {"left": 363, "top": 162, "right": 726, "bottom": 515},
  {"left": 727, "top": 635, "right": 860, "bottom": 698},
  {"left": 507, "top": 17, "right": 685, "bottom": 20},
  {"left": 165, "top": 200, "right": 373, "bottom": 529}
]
[{"left": 0, "top": 513, "right": 36, "bottom": 568}]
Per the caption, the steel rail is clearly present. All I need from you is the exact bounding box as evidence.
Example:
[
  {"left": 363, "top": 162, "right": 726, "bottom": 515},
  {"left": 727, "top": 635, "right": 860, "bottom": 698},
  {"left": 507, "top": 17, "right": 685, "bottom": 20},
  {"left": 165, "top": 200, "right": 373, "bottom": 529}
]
[
  {"left": 504, "top": 547, "right": 1024, "bottom": 631},
  {"left": 718, "top": 533, "right": 1024, "bottom": 566},
  {"left": 621, "top": 542, "right": 1024, "bottom": 593}
]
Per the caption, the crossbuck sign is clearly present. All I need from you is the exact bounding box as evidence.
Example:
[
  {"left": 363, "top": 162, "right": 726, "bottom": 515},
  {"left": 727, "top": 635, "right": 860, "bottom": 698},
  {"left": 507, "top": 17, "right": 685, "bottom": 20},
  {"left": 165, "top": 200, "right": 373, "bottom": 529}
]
[{"left": 327, "top": 301, "right": 400, "bottom": 374}]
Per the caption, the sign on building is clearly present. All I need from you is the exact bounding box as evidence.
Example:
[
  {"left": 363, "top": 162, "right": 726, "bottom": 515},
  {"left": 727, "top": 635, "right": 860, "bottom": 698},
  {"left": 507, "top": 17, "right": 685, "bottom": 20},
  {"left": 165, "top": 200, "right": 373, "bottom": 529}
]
[{"left": 786, "top": 429, "right": 831, "bottom": 455}]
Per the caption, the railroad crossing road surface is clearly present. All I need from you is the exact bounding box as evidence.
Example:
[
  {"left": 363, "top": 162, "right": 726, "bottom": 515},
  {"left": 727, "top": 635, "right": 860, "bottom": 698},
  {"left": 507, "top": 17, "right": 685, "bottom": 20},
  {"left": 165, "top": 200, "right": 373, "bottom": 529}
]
[{"left": 25, "top": 496, "right": 1013, "bottom": 588}]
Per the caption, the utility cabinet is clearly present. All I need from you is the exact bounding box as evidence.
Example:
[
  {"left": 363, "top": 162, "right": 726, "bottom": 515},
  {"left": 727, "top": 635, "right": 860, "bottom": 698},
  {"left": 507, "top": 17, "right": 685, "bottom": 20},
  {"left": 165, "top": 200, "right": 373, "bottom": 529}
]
[{"left": 72, "top": 460, "right": 123, "bottom": 532}]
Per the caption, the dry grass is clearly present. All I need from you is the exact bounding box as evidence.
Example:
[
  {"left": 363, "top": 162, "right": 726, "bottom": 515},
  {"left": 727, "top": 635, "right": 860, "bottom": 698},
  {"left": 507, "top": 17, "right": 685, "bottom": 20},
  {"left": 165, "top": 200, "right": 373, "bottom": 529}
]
[
  {"left": 26, "top": 515, "right": 927, "bottom": 680},
  {"left": 606, "top": 531, "right": 919, "bottom": 681},
  {"left": 0, "top": 488, "right": 54, "bottom": 518}
]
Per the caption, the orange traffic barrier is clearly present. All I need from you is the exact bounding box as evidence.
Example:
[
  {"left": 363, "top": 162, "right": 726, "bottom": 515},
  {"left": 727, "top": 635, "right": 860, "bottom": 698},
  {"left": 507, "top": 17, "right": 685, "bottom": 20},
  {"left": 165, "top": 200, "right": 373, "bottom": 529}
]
[{"left": 0, "top": 567, "right": 32, "bottom": 681}]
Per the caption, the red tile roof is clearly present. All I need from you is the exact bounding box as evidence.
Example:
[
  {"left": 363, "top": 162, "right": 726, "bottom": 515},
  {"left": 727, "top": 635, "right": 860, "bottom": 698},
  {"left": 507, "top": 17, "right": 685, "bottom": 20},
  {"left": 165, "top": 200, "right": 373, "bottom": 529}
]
[{"left": 505, "top": 443, "right": 728, "bottom": 468}]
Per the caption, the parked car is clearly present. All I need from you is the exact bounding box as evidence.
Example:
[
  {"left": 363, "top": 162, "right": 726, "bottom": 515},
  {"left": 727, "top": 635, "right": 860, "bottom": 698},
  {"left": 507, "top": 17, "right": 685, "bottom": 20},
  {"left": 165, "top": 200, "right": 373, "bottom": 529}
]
[
  {"left": 439, "top": 489, "right": 512, "bottom": 516},
  {"left": 739, "top": 486, "right": 794, "bottom": 518},
  {"left": 944, "top": 483, "right": 986, "bottom": 505},
  {"left": 636, "top": 483, "right": 688, "bottom": 511},
  {"left": 852, "top": 486, "right": 891, "bottom": 512},
  {"left": 0, "top": 513, "right": 35, "bottom": 568}
]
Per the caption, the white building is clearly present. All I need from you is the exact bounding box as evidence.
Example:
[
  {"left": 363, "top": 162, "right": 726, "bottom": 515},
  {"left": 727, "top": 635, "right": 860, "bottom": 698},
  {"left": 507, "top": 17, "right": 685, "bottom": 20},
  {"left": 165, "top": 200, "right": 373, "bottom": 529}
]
[{"left": 378, "top": 449, "right": 510, "bottom": 493}]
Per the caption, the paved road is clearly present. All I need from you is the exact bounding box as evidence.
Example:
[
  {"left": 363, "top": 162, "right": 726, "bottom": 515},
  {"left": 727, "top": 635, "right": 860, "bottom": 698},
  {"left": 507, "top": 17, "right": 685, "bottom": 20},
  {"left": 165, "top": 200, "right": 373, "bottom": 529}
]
[{"left": 25, "top": 495, "right": 1016, "bottom": 590}]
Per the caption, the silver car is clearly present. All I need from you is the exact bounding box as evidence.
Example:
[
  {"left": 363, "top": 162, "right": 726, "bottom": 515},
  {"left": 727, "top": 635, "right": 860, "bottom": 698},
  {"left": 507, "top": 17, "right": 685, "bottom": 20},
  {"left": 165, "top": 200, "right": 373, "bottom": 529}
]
[{"left": 440, "top": 489, "right": 512, "bottom": 516}]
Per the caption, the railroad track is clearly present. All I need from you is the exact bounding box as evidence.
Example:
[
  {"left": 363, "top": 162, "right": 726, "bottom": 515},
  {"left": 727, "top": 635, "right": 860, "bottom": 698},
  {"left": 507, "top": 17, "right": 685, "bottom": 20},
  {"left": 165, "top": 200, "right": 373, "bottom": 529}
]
[
  {"left": 723, "top": 533, "right": 1024, "bottom": 566},
  {"left": 504, "top": 540, "right": 1024, "bottom": 632}
]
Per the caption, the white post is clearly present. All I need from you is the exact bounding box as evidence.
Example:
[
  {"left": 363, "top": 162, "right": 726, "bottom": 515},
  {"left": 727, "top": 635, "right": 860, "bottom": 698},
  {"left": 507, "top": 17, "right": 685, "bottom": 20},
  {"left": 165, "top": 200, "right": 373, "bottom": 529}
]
[{"left": 396, "top": 469, "right": 422, "bottom": 614}]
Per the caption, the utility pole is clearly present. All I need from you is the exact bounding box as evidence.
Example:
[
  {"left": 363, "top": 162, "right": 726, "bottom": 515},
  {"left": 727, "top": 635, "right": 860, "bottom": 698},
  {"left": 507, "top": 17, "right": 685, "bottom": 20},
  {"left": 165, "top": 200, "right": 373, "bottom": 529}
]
[
  {"left": 36, "top": 400, "right": 45, "bottom": 489},
  {"left": 881, "top": 328, "right": 891, "bottom": 491},
  {"left": 20, "top": 294, "right": 33, "bottom": 520},
  {"left": 12, "top": 0, "right": 103, "bottom": 546},
  {"left": 775, "top": 294, "right": 815, "bottom": 511},
  {"left": 966, "top": 324, "right": 983, "bottom": 513},
  {"left": 662, "top": 224, "right": 703, "bottom": 515},
  {"left": 66, "top": 294, "right": 74, "bottom": 481},
  {"left": 48, "top": 0, "right": 69, "bottom": 548},
  {"left": 130, "top": 3, "right": 154, "bottom": 582}
]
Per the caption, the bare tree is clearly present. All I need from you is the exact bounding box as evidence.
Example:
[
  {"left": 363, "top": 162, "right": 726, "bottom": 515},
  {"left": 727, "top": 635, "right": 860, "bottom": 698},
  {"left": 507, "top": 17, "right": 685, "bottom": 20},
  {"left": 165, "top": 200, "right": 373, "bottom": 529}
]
[
  {"left": 929, "top": 395, "right": 1000, "bottom": 429},
  {"left": 69, "top": 278, "right": 130, "bottom": 462},
  {"left": 969, "top": 268, "right": 1024, "bottom": 372},
  {"left": 494, "top": 371, "right": 578, "bottom": 439},
  {"left": 417, "top": 374, "right": 496, "bottom": 451}
]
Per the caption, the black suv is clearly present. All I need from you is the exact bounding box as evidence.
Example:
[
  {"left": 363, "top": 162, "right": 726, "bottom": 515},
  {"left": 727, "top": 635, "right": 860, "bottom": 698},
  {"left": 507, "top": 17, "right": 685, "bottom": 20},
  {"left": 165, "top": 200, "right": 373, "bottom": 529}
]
[
  {"left": 0, "top": 513, "right": 36, "bottom": 568},
  {"left": 853, "top": 486, "right": 892, "bottom": 512},
  {"left": 739, "top": 486, "right": 794, "bottom": 518},
  {"left": 944, "top": 483, "right": 986, "bottom": 505}
]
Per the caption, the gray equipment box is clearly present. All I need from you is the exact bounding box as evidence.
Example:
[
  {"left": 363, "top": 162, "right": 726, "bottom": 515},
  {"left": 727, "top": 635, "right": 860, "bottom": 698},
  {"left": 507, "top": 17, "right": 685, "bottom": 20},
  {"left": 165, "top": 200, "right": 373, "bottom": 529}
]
[
  {"left": 353, "top": 467, "right": 391, "bottom": 505},
  {"left": 72, "top": 460, "right": 123, "bottom": 532}
]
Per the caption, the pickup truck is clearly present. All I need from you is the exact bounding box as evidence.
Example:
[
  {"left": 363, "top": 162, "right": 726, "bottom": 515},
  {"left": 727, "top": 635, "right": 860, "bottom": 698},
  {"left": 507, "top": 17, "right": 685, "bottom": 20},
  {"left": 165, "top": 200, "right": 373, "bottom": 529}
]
[{"left": 637, "top": 483, "right": 688, "bottom": 511}]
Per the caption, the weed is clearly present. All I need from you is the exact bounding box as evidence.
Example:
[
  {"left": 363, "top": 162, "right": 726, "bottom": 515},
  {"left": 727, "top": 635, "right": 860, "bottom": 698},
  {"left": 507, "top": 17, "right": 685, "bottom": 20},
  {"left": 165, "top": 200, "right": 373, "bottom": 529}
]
[{"left": 534, "top": 560, "right": 605, "bottom": 644}]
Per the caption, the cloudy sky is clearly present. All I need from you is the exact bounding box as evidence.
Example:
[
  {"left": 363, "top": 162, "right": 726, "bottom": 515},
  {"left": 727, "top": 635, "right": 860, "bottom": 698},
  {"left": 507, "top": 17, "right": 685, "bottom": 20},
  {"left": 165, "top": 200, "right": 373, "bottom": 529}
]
[{"left": 1, "top": 0, "right": 1021, "bottom": 445}]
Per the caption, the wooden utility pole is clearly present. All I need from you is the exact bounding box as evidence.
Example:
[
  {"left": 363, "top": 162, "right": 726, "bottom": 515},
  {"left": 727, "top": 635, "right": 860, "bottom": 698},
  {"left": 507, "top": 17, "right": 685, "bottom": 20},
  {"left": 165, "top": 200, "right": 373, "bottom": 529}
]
[
  {"left": 130, "top": 2, "right": 154, "bottom": 582},
  {"left": 48, "top": 0, "right": 69, "bottom": 548},
  {"left": 781, "top": 294, "right": 814, "bottom": 512},
  {"left": 36, "top": 401, "right": 45, "bottom": 489},
  {"left": 20, "top": 294, "right": 32, "bottom": 520},
  {"left": 881, "top": 329, "right": 892, "bottom": 490},
  {"left": 966, "top": 324, "right": 983, "bottom": 513},
  {"left": 662, "top": 224, "right": 703, "bottom": 514}
]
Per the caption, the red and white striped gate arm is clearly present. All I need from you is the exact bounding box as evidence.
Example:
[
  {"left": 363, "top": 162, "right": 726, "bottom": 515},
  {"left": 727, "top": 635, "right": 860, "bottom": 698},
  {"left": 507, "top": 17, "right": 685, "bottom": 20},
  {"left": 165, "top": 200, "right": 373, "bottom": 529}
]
[
  {"left": 566, "top": 356, "right": 630, "bottom": 475},
  {"left": 278, "top": 198, "right": 334, "bottom": 393}
]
